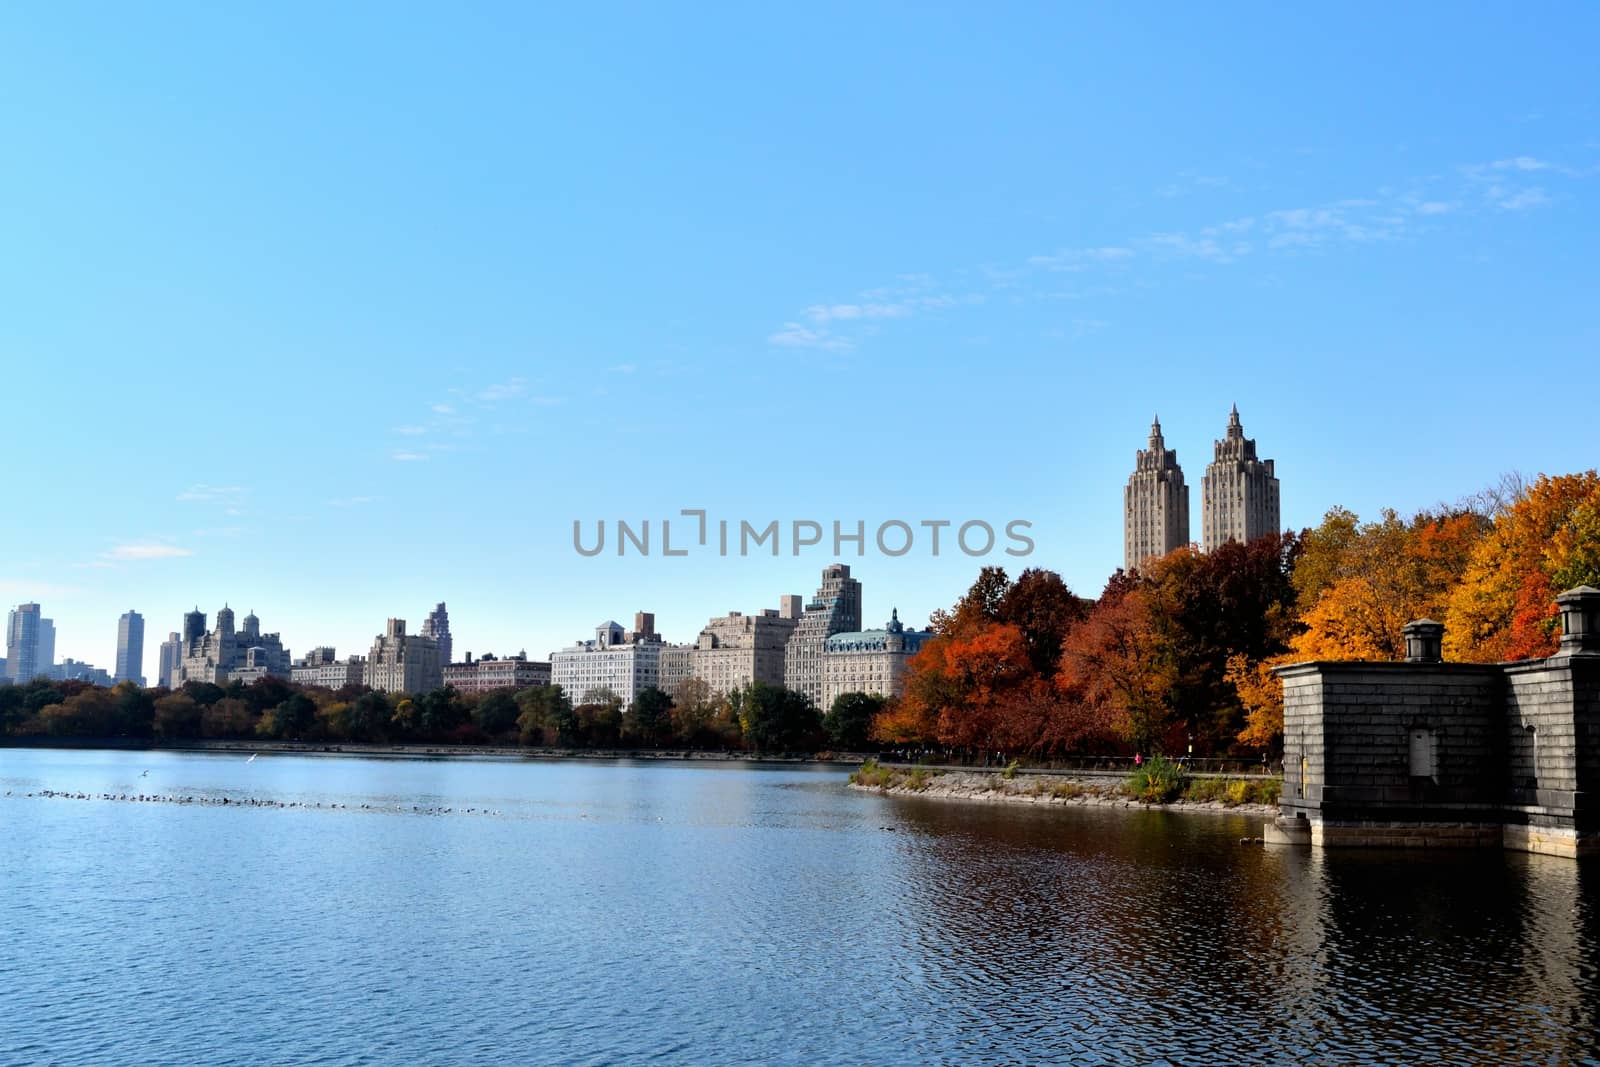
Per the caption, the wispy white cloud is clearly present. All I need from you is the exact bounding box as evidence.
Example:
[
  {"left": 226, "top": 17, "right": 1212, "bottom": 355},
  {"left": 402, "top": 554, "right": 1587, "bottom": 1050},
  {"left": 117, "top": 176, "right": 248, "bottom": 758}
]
[
  {"left": 1027, "top": 247, "right": 1135, "bottom": 270},
  {"left": 392, "top": 451, "right": 429, "bottom": 462},
  {"left": 393, "top": 424, "right": 427, "bottom": 436},
  {"left": 805, "top": 302, "right": 913, "bottom": 324},
  {"left": 530, "top": 395, "right": 567, "bottom": 406},
  {"left": 1148, "top": 232, "right": 1250, "bottom": 262},
  {"left": 609, "top": 363, "right": 637, "bottom": 375},
  {"left": 1496, "top": 187, "right": 1550, "bottom": 211},
  {"left": 328, "top": 495, "right": 375, "bottom": 508},
  {"left": 769, "top": 150, "right": 1594, "bottom": 349},
  {"left": 177, "top": 484, "right": 245, "bottom": 502},
  {"left": 770, "top": 322, "right": 852, "bottom": 351},
  {"left": 103, "top": 543, "right": 194, "bottom": 561},
  {"left": 476, "top": 377, "right": 527, "bottom": 402},
  {"left": 1490, "top": 156, "right": 1550, "bottom": 172},
  {"left": 431, "top": 403, "right": 456, "bottom": 415}
]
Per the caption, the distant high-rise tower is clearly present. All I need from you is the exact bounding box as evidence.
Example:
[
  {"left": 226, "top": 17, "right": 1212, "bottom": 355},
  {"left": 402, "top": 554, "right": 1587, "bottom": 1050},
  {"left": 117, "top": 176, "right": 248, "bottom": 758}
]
[
  {"left": 1124, "top": 416, "right": 1190, "bottom": 571},
  {"left": 5, "top": 603, "right": 47, "bottom": 683},
  {"left": 183, "top": 607, "right": 207, "bottom": 646},
  {"left": 422, "top": 602, "right": 452, "bottom": 666},
  {"left": 115, "top": 610, "right": 146, "bottom": 686},
  {"left": 1201, "top": 404, "right": 1279, "bottom": 551},
  {"left": 783, "top": 563, "right": 864, "bottom": 708},
  {"left": 37, "top": 617, "right": 55, "bottom": 677},
  {"left": 158, "top": 631, "right": 182, "bottom": 689}
]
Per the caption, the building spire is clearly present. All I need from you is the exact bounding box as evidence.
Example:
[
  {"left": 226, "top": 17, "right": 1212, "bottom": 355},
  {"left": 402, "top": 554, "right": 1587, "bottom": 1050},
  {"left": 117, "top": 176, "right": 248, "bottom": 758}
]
[{"left": 1226, "top": 403, "right": 1243, "bottom": 439}]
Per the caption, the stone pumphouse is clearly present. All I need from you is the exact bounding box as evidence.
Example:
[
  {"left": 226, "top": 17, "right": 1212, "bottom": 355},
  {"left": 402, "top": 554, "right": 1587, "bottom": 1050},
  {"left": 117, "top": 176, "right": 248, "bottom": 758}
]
[{"left": 1269, "top": 585, "right": 1600, "bottom": 859}]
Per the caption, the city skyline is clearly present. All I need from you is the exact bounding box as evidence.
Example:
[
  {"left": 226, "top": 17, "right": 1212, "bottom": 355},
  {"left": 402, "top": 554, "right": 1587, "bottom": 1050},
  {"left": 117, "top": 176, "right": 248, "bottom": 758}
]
[{"left": 3, "top": 7, "right": 1598, "bottom": 682}]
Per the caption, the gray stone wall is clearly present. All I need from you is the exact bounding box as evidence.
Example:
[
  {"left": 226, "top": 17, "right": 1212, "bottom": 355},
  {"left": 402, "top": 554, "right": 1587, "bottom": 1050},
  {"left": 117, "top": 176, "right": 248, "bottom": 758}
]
[{"left": 1280, "top": 662, "right": 1501, "bottom": 817}]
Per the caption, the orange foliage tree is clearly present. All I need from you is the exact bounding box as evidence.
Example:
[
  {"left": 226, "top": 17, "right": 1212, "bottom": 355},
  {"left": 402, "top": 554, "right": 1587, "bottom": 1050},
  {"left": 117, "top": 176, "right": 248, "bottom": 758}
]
[
  {"left": 1057, "top": 582, "right": 1175, "bottom": 753},
  {"left": 1288, "top": 507, "right": 1484, "bottom": 662},
  {"left": 1445, "top": 472, "right": 1600, "bottom": 662},
  {"left": 874, "top": 567, "right": 1087, "bottom": 754}
]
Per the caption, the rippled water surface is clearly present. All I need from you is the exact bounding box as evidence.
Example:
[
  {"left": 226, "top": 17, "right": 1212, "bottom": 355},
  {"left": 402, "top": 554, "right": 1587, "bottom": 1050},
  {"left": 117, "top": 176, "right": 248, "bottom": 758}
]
[{"left": 3, "top": 748, "right": 1597, "bottom": 1066}]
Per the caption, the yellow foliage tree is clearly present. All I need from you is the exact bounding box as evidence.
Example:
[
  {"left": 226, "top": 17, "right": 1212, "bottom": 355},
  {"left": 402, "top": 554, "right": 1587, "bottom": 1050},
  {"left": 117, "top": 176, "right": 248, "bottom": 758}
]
[
  {"left": 1291, "top": 506, "right": 1484, "bottom": 663},
  {"left": 1445, "top": 472, "right": 1600, "bottom": 662}
]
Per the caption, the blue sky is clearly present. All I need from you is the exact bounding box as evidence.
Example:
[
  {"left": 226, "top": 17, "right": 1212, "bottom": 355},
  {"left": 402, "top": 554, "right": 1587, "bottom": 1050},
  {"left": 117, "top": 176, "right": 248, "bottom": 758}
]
[{"left": 3, "top": 3, "right": 1597, "bottom": 683}]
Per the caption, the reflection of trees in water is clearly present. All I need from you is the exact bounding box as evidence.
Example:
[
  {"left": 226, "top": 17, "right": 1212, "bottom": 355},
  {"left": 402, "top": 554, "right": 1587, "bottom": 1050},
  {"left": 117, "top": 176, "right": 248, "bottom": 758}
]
[
  {"left": 1268, "top": 849, "right": 1597, "bottom": 1064},
  {"left": 877, "top": 799, "right": 1600, "bottom": 1063},
  {"left": 880, "top": 801, "right": 1300, "bottom": 1062}
]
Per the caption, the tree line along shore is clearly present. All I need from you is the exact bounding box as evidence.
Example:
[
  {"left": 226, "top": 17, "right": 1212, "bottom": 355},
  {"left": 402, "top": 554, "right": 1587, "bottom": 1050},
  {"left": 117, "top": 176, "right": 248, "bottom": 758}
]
[{"left": 5, "top": 470, "right": 1595, "bottom": 767}]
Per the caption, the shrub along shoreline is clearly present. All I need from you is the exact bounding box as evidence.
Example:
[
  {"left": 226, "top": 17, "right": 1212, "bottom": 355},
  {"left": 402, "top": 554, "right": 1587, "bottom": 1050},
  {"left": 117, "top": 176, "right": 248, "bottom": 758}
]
[{"left": 848, "top": 757, "right": 1281, "bottom": 815}]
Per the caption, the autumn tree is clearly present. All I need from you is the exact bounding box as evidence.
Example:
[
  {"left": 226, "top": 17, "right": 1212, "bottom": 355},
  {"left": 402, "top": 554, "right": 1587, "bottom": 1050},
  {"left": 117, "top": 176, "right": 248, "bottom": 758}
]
[
  {"left": 1290, "top": 507, "right": 1484, "bottom": 663},
  {"left": 997, "top": 568, "right": 1089, "bottom": 679},
  {"left": 668, "top": 678, "right": 719, "bottom": 746},
  {"left": 1058, "top": 582, "right": 1175, "bottom": 753},
  {"left": 887, "top": 566, "right": 1088, "bottom": 755},
  {"left": 1446, "top": 471, "right": 1600, "bottom": 661}
]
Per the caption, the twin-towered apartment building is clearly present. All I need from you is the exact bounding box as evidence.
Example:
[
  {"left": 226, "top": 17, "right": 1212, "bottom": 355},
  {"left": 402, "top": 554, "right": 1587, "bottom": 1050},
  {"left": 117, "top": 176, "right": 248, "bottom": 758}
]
[
  {"left": 1124, "top": 404, "right": 1281, "bottom": 571},
  {"left": 549, "top": 563, "right": 932, "bottom": 711}
]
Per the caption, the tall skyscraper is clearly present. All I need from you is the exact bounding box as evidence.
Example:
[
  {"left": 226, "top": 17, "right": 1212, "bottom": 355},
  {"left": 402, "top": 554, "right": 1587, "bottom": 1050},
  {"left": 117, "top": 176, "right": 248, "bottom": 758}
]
[
  {"left": 1201, "top": 404, "right": 1280, "bottom": 551},
  {"left": 5, "top": 603, "right": 46, "bottom": 683},
  {"left": 115, "top": 610, "right": 146, "bottom": 686},
  {"left": 783, "top": 563, "right": 863, "bottom": 708},
  {"left": 422, "top": 602, "right": 452, "bottom": 666},
  {"left": 37, "top": 617, "right": 55, "bottom": 677},
  {"left": 1124, "top": 417, "right": 1190, "bottom": 571},
  {"left": 158, "top": 632, "right": 183, "bottom": 689}
]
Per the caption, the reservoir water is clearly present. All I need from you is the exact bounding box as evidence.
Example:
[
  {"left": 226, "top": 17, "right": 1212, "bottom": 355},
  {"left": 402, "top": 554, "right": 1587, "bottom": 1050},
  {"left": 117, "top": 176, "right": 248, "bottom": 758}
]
[{"left": 2, "top": 748, "right": 1596, "bottom": 1065}]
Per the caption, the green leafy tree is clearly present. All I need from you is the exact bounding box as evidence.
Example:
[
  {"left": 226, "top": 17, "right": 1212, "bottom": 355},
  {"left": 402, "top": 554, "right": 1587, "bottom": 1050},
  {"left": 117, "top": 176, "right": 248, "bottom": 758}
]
[
  {"left": 738, "top": 682, "right": 822, "bottom": 753},
  {"left": 348, "top": 691, "right": 392, "bottom": 741},
  {"left": 111, "top": 681, "right": 155, "bottom": 738},
  {"left": 415, "top": 686, "right": 467, "bottom": 739},
  {"left": 152, "top": 692, "right": 202, "bottom": 739},
  {"left": 473, "top": 689, "right": 521, "bottom": 737},
  {"left": 623, "top": 687, "right": 674, "bottom": 747},
  {"left": 669, "top": 678, "right": 718, "bottom": 746},
  {"left": 823, "top": 692, "right": 883, "bottom": 750},
  {"left": 516, "top": 685, "right": 575, "bottom": 746}
]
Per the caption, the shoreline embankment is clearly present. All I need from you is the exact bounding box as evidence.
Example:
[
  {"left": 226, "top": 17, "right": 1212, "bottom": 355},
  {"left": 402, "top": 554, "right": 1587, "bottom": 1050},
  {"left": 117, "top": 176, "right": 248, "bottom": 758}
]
[{"left": 849, "top": 764, "right": 1280, "bottom": 818}]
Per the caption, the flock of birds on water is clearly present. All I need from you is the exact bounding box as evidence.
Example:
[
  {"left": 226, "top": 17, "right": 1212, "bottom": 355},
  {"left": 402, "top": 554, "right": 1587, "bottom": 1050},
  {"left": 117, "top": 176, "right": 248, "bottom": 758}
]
[{"left": 3, "top": 752, "right": 506, "bottom": 818}]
